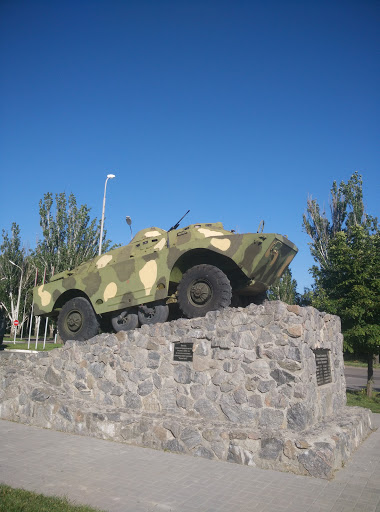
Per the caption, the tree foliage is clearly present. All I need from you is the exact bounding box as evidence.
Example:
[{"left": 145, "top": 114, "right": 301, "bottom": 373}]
[
  {"left": 303, "top": 172, "right": 378, "bottom": 270},
  {"left": 0, "top": 223, "right": 35, "bottom": 329},
  {"left": 303, "top": 172, "right": 379, "bottom": 394},
  {"left": 312, "top": 227, "right": 380, "bottom": 352},
  {"left": 267, "top": 268, "right": 298, "bottom": 305},
  {"left": 34, "top": 192, "right": 112, "bottom": 279},
  {"left": 0, "top": 193, "right": 115, "bottom": 335}
]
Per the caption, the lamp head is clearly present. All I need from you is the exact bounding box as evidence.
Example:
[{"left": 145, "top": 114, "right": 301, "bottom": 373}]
[{"left": 107, "top": 174, "right": 116, "bottom": 179}]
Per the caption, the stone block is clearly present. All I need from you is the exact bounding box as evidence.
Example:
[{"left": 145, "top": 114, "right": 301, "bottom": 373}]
[
  {"left": 257, "top": 379, "right": 276, "bottom": 393},
  {"left": 31, "top": 388, "right": 50, "bottom": 402},
  {"left": 44, "top": 367, "right": 62, "bottom": 387},
  {"left": 287, "top": 305, "right": 302, "bottom": 316},
  {"left": 298, "top": 442, "right": 335, "bottom": 479},
  {"left": 223, "top": 361, "right": 239, "bottom": 373},
  {"left": 146, "top": 351, "right": 160, "bottom": 369},
  {"left": 238, "top": 331, "right": 256, "bottom": 350},
  {"left": 194, "top": 398, "right": 221, "bottom": 420},
  {"left": 220, "top": 399, "right": 256, "bottom": 424},
  {"left": 88, "top": 362, "right": 105, "bottom": 379},
  {"left": 173, "top": 364, "right": 192, "bottom": 384},
  {"left": 283, "top": 439, "right": 297, "bottom": 459},
  {"left": 259, "top": 408, "right": 284, "bottom": 429},
  {"left": 233, "top": 387, "right": 248, "bottom": 404},
  {"left": 259, "top": 437, "right": 283, "bottom": 460},
  {"left": 270, "top": 368, "right": 295, "bottom": 386},
  {"left": 193, "top": 356, "right": 210, "bottom": 372},
  {"left": 286, "top": 325, "right": 303, "bottom": 338},
  {"left": 227, "top": 444, "right": 255, "bottom": 465},
  {"left": 164, "top": 439, "right": 185, "bottom": 453},
  {"left": 180, "top": 427, "right": 202, "bottom": 449},
  {"left": 287, "top": 402, "right": 313, "bottom": 431},
  {"left": 138, "top": 379, "right": 154, "bottom": 396},
  {"left": 124, "top": 392, "right": 142, "bottom": 410},
  {"left": 193, "top": 446, "right": 215, "bottom": 459}
]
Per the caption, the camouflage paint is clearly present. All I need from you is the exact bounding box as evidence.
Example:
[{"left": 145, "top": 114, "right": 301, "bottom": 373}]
[{"left": 33, "top": 223, "right": 298, "bottom": 317}]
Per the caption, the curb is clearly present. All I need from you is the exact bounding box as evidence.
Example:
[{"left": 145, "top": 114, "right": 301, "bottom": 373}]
[{"left": 3, "top": 349, "right": 39, "bottom": 354}]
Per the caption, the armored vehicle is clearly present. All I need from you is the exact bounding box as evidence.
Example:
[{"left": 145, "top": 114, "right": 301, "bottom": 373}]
[{"left": 33, "top": 220, "right": 298, "bottom": 342}]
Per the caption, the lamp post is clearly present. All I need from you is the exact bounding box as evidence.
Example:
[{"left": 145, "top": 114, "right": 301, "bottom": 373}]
[
  {"left": 99, "top": 174, "right": 116, "bottom": 255},
  {"left": 20, "top": 291, "right": 28, "bottom": 340},
  {"left": 9, "top": 260, "right": 23, "bottom": 343}
]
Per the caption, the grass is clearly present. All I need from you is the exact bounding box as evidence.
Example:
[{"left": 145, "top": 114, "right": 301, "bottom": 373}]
[
  {"left": 346, "top": 389, "right": 380, "bottom": 414},
  {"left": 344, "top": 360, "right": 380, "bottom": 369},
  {"left": 1, "top": 342, "right": 63, "bottom": 351},
  {"left": 0, "top": 484, "right": 104, "bottom": 512}
]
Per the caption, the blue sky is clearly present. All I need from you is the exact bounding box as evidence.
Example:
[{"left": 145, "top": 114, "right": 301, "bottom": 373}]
[{"left": 0, "top": 0, "right": 379, "bottom": 292}]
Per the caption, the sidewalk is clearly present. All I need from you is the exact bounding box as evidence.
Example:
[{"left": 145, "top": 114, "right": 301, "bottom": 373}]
[{"left": 0, "top": 415, "right": 379, "bottom": 512}]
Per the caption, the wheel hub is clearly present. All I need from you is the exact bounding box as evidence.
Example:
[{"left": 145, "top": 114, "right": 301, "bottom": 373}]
[
  {"left": 139, "top": 305, "right": 155, "bottom": 320},
  {"left": 116, "top": 311, "right": 129, "bottom": 325},
  {"left": 66, "top": 311, "right": 82, "bottom": 332},
  {"left": 189, "top": 281, "right": 212, "bottom": 305}
]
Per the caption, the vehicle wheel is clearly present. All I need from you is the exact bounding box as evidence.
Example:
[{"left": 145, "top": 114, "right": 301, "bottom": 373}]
[
  {"left": 111, "top": 308, "right": 139, "bottom": 332},
  {"left": 58, "top": 297, "right": 99, "bottom": 343},
  {"left": 177, "top": 264, "right": 232, "bottom": 318},
  {"left": 138, "top": 301, "right": 169, "bottom": 325}
]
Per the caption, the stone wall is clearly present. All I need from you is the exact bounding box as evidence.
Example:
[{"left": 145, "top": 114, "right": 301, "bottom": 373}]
[{"left": 0, "top": 301, "right": 373, "bottom": 479}]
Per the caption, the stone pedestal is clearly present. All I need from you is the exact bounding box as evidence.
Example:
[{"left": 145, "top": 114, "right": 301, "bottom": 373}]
[{"left": 0, "top": 301, "right": 373, "bottom": 478}]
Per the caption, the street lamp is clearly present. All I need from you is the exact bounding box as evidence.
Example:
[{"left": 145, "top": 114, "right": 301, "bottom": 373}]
[
  {"left": 99, "top": 173, "right": 116, "bottom": 256},
  {"left": 9, "top": 260, "right": 23, "bottom": 342},
  {"left": 126, "top": 216, "right": 133, "bottom": 240}
]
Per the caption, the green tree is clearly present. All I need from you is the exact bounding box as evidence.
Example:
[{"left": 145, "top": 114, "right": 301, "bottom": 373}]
[
  {"left": 303, "top": 171, "right": 377, "bottom": 269},
  {"left": 0, "top": 223, "right": 35, "bottom": 333},
  {"left": 303, "top": 172, "right": 379, "bottom": 395},
  {"left": 297, "top": 287, "right": 314, "bottom": 307},
  {"left": 313, "top": 227, "right": 379, "bottom": 395},
  {"left": 34, "top": 192, "right": 113, "bottom": 280},
  {"left": 267, "top": 268, "right": 298, "bottom": 305}
]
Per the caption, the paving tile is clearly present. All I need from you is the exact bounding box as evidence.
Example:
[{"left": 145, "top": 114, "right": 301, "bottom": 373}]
[{"left": 1, "top": 416, "right": 380, "bottom": 512}]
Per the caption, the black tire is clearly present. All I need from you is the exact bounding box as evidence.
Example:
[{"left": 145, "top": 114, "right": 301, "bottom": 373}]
[
  {"left": 111, "top": 308, "right": 139, "bottom": 332},
  {"left": 138, "top": 301, "right": 169, "bottom": 326},
  {"left": 177, "top": 264, "right": 232, "bottom": 318},
  {"left": 58, "top": 297, "right": 99, "bottom": 343}
]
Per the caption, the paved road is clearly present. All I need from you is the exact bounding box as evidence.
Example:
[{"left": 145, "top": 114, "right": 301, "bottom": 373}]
[
  {"left": 344, "top": 366, "right": 380, "bottom": 391},
  {"left": 1, "top": 415, "right": 380, "bottom": 512}
]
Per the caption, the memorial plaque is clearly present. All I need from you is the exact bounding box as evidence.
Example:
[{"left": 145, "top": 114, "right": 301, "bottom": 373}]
[
  {"left": 173, "top": 342, "right": 194, "bottom": 362},
  {"left": 313, "top": 349, "right": 332, "bottom": 386}
]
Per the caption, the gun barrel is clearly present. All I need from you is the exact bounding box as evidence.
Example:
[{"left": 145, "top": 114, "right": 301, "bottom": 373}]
[{"left": 168, "top": 210, "right": 190, "bottom": 232}]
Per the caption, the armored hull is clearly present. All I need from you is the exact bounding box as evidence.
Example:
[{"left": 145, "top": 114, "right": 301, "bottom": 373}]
[{"left": 33, "top": 222, "right": 298, "bottom": 341}]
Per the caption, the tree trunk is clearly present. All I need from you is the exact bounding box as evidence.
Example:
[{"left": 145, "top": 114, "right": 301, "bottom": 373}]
[{"left": 367, "top": 353, "right": 374, "bottom": 397}]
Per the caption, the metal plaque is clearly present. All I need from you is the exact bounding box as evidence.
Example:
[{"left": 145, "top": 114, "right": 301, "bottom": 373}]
[
  {"left": 173, "top": 342, "right": 194, "bottom": 362},
  {"left": 314, "top": 349, "right": 332, "bottom": 386}
]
